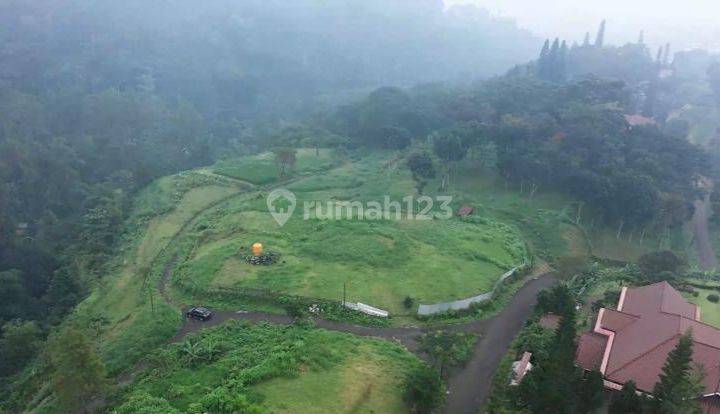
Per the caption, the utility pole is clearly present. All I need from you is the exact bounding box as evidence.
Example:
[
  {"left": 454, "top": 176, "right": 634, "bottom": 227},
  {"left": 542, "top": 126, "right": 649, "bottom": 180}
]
[
  {"left": 342, "top": 282, "right": 347, "bottom": 306},
  {"left": 148, "top": 285, "right": 155, "bottom": 315}
]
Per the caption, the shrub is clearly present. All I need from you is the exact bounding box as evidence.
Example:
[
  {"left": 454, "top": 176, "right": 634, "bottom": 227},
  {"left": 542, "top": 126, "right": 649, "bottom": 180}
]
[
  {"left": 282, "top": 300, "right": 307, "bottom": 319},
  {"left": 419, "top": 331, "right": 476, "bottom": 375},
  {"left": 638, "top": 251, "right": 685, "bottom": 281},
  {"left": 403, "top": 365, "right": 444, "bottom": 414},
  {"left": 403, "top": 296, "right": 415, "bottom": 309},
  {"left": 708, "top": 294, "right": 719, "bottom": 303},
  {"left": 116, "top": 393, "right": 181, "bottom": 414}
]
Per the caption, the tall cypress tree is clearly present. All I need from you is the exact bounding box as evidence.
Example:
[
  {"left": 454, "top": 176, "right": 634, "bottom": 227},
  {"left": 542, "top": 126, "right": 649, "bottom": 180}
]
[
  {"left": 578, "top": 370, "right": 605, "bottom": 413},
  {"left": 558, "top": 40, "right": 568, "bottom": 82},
  {"left": 595, "top": 20, "right": 606, "bottom": 48},
  {"left": 548, "top": 38, "right": 560, "bottom": 81},
  {"left": 539, "top": 39, "right": 550, "bottom": 60},
  {"left": 609, "top": 381, "right": 643, "bottom": 414},
  {"left": 663, "top": 43, "right": 671, "bottom": 66},
  {"left": 652, "top": 331, "right": 703, "bottom": 414},
  {"left": 537, "top": 39, "right": 551, "bottom": 80},
  {"left": 520, "top": 285, "right": 580, "bottom": 413}
]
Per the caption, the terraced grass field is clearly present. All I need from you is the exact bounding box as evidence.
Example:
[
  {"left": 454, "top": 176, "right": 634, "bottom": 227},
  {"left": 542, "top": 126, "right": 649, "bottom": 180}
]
[
  {"left": 73, "top": 171, "right": 250, "bottom": 374},
  {"left": 212, "top": 148, "right": 338, "bottom": 185},
  {"left": 168, "top": 152, "right": 528, "bottom": 315},
  {"left": 14, "top": 148, "right": 672, "bottom": 414}
]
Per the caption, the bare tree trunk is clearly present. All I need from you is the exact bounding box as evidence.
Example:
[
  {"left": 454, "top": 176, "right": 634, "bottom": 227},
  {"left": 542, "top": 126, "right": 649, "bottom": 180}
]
[
  {"left": 616, "top": 219, "right": 625, "bottom": 239},
  {"left": 149, "top": 286, "right": 155, "bottom": 315},
  {"left": 576, "top": 204, "right": 581, "bottom": 225},
  {"left": 530, "top": 182, "right": 539, "bottom": 200},
  {"left": 640, "top": 228, "right": 646, "bottom": 244},
  {"left": 520, "top": 179, "right": 524, "bottom": 194}
]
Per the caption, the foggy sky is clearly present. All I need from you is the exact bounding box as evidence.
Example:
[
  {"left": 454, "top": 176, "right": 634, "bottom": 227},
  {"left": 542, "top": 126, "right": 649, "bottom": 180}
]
[{"left": 445, "top": 0, "right": 720, "bottom": 52}]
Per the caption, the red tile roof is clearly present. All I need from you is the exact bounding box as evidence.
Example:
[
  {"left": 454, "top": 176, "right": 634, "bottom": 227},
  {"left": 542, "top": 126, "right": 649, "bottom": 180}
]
[
  {"left": 576, "top": 332, "right": 607, "bottom": 370},
  {"left": 576, "top": 282, "right": 720, "bottom": 397},
  {"left": 457, "top": 205, "right": 475, "bottom": 217},
  {"left": 701, "top": 396, "right": 720, "bottom": 414},
  {"left": 624, "top": 114, "right": 657, "bottom": 127}
]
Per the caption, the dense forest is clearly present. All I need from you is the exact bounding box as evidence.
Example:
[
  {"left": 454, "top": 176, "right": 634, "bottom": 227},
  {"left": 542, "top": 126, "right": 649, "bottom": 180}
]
[{"left": 322, "top": 76, "right": 708, "bottom": 231}]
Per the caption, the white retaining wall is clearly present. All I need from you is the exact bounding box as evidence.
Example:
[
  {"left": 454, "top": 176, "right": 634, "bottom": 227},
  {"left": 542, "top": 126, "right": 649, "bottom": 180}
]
[
  {"left": 417, "top": 266, "right": 523, "bottom": 316},
  {"left": 343, "top": 302, "right": 389, "bottom": 318}
]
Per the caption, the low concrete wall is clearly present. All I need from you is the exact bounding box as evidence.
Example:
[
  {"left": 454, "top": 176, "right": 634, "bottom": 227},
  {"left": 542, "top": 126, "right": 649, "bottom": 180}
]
[
  {"left": 344, "top": 302, "right": 389, "bottom": 317},
  {"left": 417, "top": 265, "right": 526, "bottom": 316}
]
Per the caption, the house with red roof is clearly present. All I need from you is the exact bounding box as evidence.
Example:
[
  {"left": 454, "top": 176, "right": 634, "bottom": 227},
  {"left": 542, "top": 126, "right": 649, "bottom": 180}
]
[{"left": 576, "top": 281, "right": 720, "bottom": 412}]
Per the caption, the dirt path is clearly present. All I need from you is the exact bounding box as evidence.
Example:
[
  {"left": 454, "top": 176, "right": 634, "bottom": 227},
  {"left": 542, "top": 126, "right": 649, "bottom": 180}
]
[
  {"left": 163, "top": 264, "right": 554, "bottom": 414},
  {"left": 174, "top": 310, "right": 429, "bottom": 352},
  {"left": 693, "top": 186, "right": 719, "bottom": 270}
]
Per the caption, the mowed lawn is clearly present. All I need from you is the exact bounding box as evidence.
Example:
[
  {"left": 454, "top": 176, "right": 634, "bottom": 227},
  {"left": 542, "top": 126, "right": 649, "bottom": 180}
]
[
  {"left": 684, "top": 287, "right": 720, "bottom": 328},
  {"left": 174, "top": 210, "right": 526, "bottom": 314},
  {"left": 212, "top": 148, "right": 337, "bottom": 185}
]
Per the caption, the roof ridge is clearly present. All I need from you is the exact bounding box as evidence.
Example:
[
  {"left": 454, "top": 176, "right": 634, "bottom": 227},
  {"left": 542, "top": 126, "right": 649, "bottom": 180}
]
[
  {"left": 606, "top": 334, "right": 680, "bottom": 378},
  {"left": 660, "top": 281, "right": 669, "bottom": 313},
  {"left": 674, "top": 313, "right": 720, "bottom": 331},
  {"left": 671, "top": 314, "right": 720, "bottom": 350},
  {"left": 605, "top": 308, "right": 641, "bottom": 319}
]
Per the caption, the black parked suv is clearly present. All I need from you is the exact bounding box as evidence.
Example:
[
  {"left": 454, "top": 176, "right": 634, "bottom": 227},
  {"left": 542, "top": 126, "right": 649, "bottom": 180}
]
[{"left": 185, "top": 307, "right": 213, "bottom": 321}]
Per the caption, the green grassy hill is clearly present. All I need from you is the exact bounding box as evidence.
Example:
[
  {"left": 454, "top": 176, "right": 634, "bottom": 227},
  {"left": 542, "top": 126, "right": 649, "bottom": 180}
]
[
  {"left": 4, "top": 147, "right": 672, "bottom": 413},
  {"left": 166, "top": 152, "right": 528, "bottom": 315}
]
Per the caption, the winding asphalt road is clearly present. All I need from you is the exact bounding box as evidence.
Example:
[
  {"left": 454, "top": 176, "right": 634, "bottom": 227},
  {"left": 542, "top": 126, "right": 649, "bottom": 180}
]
[{"left": 441, "top": 274, "right": 555, "bottom": 414}]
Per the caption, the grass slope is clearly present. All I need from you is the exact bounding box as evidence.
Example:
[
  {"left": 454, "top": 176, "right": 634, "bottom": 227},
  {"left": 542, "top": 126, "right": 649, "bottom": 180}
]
[
  {"left": 70, "top": 171, "right": 248, "bottom": 374},
  {"left": 213, "top": 148, "right": 337, "bottom": 185},
  {"left": 169, "top": 153, "right": 527, "bottom": 314},
  {"left": 115, "top": 321, "right": 420, "bottom": 414}
]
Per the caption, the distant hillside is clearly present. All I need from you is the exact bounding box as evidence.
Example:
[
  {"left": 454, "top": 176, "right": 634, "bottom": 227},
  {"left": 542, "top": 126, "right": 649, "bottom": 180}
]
[{"left": 0, "top": 0, "right": 539, "bottom": 119}]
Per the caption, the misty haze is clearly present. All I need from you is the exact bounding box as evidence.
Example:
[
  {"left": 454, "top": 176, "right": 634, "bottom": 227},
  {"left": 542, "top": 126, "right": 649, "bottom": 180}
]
[{"left": 1, "top": 1, "right": 720, "bottom": 414}]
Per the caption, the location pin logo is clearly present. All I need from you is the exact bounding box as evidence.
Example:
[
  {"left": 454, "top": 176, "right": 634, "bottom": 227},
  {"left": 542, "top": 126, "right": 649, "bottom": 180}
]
[{"left": 267, "top": 189, "right": 296, "bottom": 227}]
